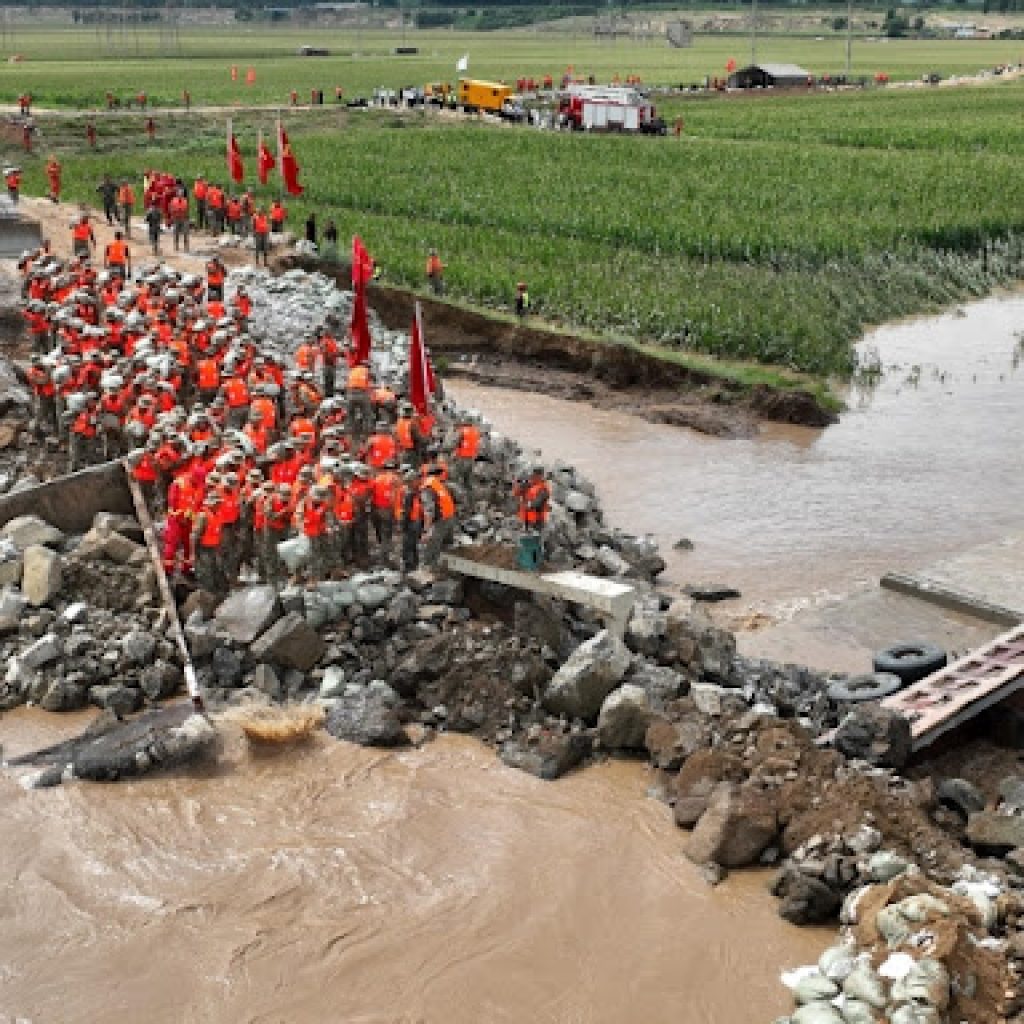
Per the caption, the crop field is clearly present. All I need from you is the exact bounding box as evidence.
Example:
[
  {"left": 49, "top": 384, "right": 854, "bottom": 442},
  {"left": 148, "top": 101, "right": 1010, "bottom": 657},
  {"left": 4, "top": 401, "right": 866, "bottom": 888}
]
[
  {"left": 1, "top": 24, "right": 1023, "bottom": 109},
  {"left": 2, "top": 26, "right": 1024, "bottom": 377}
]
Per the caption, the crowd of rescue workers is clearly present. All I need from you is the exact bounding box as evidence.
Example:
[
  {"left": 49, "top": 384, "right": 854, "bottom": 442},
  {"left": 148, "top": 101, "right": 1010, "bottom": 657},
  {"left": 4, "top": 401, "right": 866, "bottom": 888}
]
[{"left": 10, "top": 178, "right": 553, "bottom": 597}]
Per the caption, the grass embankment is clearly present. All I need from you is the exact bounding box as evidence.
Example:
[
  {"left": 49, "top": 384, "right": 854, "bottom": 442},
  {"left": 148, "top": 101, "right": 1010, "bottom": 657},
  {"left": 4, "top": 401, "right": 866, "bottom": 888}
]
[{"left": 4, "top": 79, "right": 1024, "bottom": 398}]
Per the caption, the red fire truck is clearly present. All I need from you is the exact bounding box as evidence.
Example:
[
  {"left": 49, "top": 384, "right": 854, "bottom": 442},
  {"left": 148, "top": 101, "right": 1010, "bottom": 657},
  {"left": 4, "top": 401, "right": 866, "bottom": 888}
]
[{"left": 557, "top": 85, "right": 667, "bottom": 134}]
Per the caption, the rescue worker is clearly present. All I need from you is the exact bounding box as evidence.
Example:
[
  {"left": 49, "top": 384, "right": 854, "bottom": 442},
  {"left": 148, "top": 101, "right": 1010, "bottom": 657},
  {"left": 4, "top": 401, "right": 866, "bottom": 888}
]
[
  {"left": 191, "top": 491, "right": 227, "bottom": 595},
  {"left": 395, "top": 468, "right": 423, "bottom": 572},
  {"left": 4, "top": 166, "right": 20, "bottom": 205},
  {"left": 329, "top": 467, "right": 355, "bottom": 571},
  {"left": 169, "top": 188, "right": 189, "bottom": 252},
  {"left": 425, "top": 247, "right": 444, "bottom": 295},
  {"left": 25, "top": 355, "right": 56, "bottom": 434},
  {"left": 514, "top": 464, "right": 550, "bottom": 532},
  {"left": 68, "top": 392, "right": 99, "bottom": 472},
  {"left": 193, "top": 176, "right": 208, "bottom": 230},
  {"left": 45, "top": 155, "right": 61, "bottom": 204},
  {"left": 515, "top": 280, "right": 530, "bottom": 320},
  {"left": 206, "top": 256, "right": 227, "bottom": 302},
  {"left": 206, "top": 181, "right": 225, "bottom": 234},
  {"left": 96, "top": 174, "right": 117, "bottom": 224},
  {"left": 118, "top": 179, "right": 135, "bottom": 237},
  {"left": 164, "top": 465, "right": 205, "bottom": 579},
  {"left": 317, "top": 325, "right": 340, "bottom": 398},
  {"left": 349, "top": 464, "right": 373, "bottom": 567},
  {"left": 252, "top": 206, "right": 270, "bottom": 267},
  {"left": 103, "top": 230, "right": 131, "bottom": 279},
  {"left": 144, "top": 201, "right": 162, "bottom": 256},
  {"left": 261, "top": 482, "right": 293, "bottom": 585},
  {"left": 345, "top": 358, "right": 373, "bottom": 443},
  {"left": 419, "top": 464, "right": 456, "bottom": 566},
  {"left": 364, "top": 420, "right": 398, "bottom": 468},
  {"left": 450, "top": 412, "right": 481, "bottom": 500},
  {"left": 71, "top": 214, "right": 96, "bottom": 259},
  {"left": 299, "top": 483, "right": 333, "bottom": 583},
  {"left": 370, "top": 459, "right": 399, "bottom": 552},
  {"left": 269, "top": 199, "right": 286, "bottom": 234},
  {"left": 394, "top": 401, "right": 426, "bottom": 467}
]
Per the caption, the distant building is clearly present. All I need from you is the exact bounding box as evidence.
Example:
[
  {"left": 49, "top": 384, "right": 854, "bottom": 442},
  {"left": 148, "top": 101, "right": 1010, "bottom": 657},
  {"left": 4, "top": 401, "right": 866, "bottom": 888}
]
[{"left": 727, "top": 63, "right": 811, "bottom": 89}]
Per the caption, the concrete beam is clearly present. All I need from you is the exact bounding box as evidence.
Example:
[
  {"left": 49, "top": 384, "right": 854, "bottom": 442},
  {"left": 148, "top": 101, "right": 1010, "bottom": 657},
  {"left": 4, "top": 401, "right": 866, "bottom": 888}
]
[
  {"left": 0, "top": 461, "right": 134, "bottom": 533},
  {"left": 442, "top": 554, "right": 636, "bottom": 636},
  {"left": 881, "top": 571, "right": 1023, "bottom": 627}
]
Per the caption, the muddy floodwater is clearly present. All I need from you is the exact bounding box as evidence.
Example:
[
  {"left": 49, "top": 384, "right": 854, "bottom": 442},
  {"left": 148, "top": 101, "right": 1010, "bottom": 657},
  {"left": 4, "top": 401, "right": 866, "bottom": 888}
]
[
  {"left": 0, "top": 718, "right": 827, "bottom": 1023},
  {"left": 452, "top": 292, "right": 1024, "bottom": 620}
]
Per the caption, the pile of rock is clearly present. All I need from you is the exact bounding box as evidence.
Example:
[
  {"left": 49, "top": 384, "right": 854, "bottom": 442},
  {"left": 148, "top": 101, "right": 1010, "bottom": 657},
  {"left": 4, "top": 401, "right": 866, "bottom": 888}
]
[{"left": 776, "top": 865, "right": 1016, "bottom": 1024}]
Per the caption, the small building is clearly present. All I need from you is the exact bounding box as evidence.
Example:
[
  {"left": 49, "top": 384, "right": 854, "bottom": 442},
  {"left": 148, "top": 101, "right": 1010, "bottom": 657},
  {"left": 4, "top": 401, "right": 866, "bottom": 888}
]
[{"left": 727, "top": 63, "right": 811, "bottom": 89}]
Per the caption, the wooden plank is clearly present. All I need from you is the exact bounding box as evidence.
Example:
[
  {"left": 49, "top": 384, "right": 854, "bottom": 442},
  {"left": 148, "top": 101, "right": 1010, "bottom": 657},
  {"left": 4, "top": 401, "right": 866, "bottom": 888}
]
[{"left": 125, "top": 472, "right": 204, "bottom": 710}]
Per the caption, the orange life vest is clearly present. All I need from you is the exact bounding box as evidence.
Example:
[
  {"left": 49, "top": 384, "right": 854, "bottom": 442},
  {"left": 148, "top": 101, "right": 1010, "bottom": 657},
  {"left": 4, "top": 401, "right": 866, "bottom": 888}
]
[
  {"left": 224, "top": 377, "right": 249, "bottom": 408},
  {"left": 454, "top": 425, "right": 480, "bottom": 459},
  {"left": 423, "top": 478, "right": 455, "bottom": 520},
  {"left": 197, "top": 358, "right": 220, "bottom": 390},
  {"left": 372, "top": 470, "right": 399, "bottom": 510},
  {"left": 302, "top": 499, "right": 329, "bottom": 538},
  {"left": 518, "top": 480, "right": 550, "bottom": 525},
  {"left": 365, "top": 433, "right": 397, "bottom": 468},
  {"left": 347, "top": 365, "right": 370, "bottom": 390},
  {"left": 197, "top": 507, "right": 224, "bottom": 547},
  {"left": 105, "top": 239, "right": 128, "bottom": 265},
  {"left": 395, "top": 418, "right": 415, "bottom": 450}
]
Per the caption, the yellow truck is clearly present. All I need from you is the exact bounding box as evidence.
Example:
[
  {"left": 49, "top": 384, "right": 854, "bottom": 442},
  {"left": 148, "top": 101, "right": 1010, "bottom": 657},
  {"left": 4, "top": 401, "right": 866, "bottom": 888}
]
[{"left": 457, "top": 78, "right": 513, "bottom": 114}]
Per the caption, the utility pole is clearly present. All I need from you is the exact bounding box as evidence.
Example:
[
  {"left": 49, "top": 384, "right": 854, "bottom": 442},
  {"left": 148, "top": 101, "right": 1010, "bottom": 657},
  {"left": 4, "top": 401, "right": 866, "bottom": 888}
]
[{"left": 846, "top": 0, "right": 853, "bottom": 77}]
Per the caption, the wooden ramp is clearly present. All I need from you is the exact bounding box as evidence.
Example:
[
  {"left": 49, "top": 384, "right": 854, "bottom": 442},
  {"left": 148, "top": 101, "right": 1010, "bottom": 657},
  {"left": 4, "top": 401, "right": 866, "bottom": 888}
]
[
  {"left": 442, "top": 553, "right": 636, "bottom": 637},
  {"left": 881, "top": 623, "right": 1024, "bottom": 751}
]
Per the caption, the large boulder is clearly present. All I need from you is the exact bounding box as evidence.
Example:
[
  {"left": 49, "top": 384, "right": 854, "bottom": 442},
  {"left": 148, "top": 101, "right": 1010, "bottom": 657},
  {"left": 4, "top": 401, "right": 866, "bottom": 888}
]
[
  {"left": 644, "top": 713, "right": 711, "bottom": 772},
  {"left": 215, "top": 586, "right": 283, "bottom": 645},
  {"left": 834, "top": 705, "right": 912, "bottom": 770},
  {"left": 325, "top": 682, "right": 408, "bottom": 747},
  {"left": 543, "top": 630, "right": 632, "bottom": 721},
  {"left": 664, "top": 599, "right": 736, "bottom": 680},
  {"left": 500, "top": 731, "right": 593, "bottom": 781},
  {"left": 966, "top": 811, "right": 1024, "bottom": 852},
  {"left": 249, "top": 612, "right": 325, "bottom": 671},
  {"left": 771, "top": 867, "right": 842, "bottom": 925},
  {"left": 685, "top": 783, "right": 778, "bottom": 868},
  {"left": 597, "top": 684, "right": 651, "bottom": 750},
  {"left": 2, "top": 515, "right": 63, "bottom": 549},
  {"left": 39, "top": 677, "right": 89, "bottom": 712},
  {"left": 22, "top": 545, "right": 62, "bottom": 607},
  {"left": 391, "top": 633, "right": 453, "bottom": 696}
]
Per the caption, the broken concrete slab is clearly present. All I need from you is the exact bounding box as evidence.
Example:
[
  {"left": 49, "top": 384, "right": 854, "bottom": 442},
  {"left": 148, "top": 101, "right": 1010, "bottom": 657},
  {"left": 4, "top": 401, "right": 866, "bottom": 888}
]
[
  {"left": 543, "top": 629, "right": 632, "bottom": 721},
  {"left": 214, "top": 585, "right": 283, "bottom": 646},
  {"left": 21, "top": 545, "right": 62, "bottom": 607},
  {"left": 249, "top": 611, "right": 325, "bottom": 672},
  {"left": 1, "top": 515, "right": 64, "bottom": 549}
]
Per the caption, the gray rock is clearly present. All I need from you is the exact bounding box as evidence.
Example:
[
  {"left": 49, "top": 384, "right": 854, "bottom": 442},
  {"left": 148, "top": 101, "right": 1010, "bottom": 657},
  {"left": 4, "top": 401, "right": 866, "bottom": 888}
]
[
  {"left": 837, "top": 1000, "right": 878, "bottom": 1024},
  {"left": 500, "top": 731, "right": 592, "bottom": 781},
  {"left": 318, "top": 665, "right": 347, "bottom": 700},
  {"left": 664, "top": 600, "right": 736, "bottom": 680},
  {"left": 683, "top": 582, "right": 741, "bottom": 602},
  {"left": 355, "top": 583, "right": 392, "bottom": 610},
  {"left": 22, "top": 545, "right": 62, "bottom": 607},
  {"left": 250, "top": 612, "right": 325, "bottom": 671},
  {"left": 999, "top": 774, "right": 1024, "bottom": 812},
  {"left": 937, "top": 777, "right": 985, "bottom": 818},
  {"left": 184, "top": 621, "right": 219, "bottom": 659},
  {"left": 772, "top": 868, "right": 842, "bottom": 925},
  {"left": 644, "top": 713, "right": 710, "bottom": 772},
  {"left": 596, "top": 684, "right": 651, "bottom": 750},
  {"left": 686, "top": 784, "right": 778, "bottom": 868},
  {"left": 0, "top": 553, "right": 23, "bottom": 587},
  {"left": 867, "top": 850, "right": 911, "bottom": 882},
  {"left": 20, "top": 632, "right": 63, "bottom": 670},
  {"left": 93, "top": 512, "right": 143, "bottom": 541},
  {"left": 277, "top": 535, "right": 311, "bottom": 573},
  {"left": 627, "top": 663, "right": 688, "bottom": 707},
  {"left": 625, "top": 607, "right": 667, "bottom": 657},
  {"left": 834, "top": 705, "right": 912, "bottom": 770},
  {"left": 875, "top": 904, "right": 913, "bottom": 947},
  {"left": 211, "top": 646, "right": 244, "bottom": 686},
  {"left": 61, "top": 601, "right": 89, "bottom": 625},
  {"left": 139, "top": 661, "right": 183, "bottom": 701},
  {"left": 595, "top": 545, "right": 631, "bottom": 577},
  {"left": 120, "top": 630, "right": 157, "bottom": 666},
  {"left": 101, "top": 531, "right": 146, "bottom": 565},
  {"left": 252, "top": 663, "right": 282, "bottom": 701},
  {"left": 791, "top": 1005, "right": 843, "bottom": 1024},
  {"left": 543, "top": 630, "right": 632, "bottom": 721},
  {"left": 793, "top": 972, "right": 839, "bottom": 1004},
  {"left": 325, "top": 682, "right": 407, "bottom": 747},
  {"left": 966, "top": 810, "right": 1024, "bottom": 851},
  {"left": 39, "top": 677, "right": 88, "bottom": 712},
  {"left": 2, "top": 515, "right": 64, "bottom": 549},
  {"left": 89, "top": 683, "right": 142, "bottom": 717},
  {"left": 215, "top": 585, "right": 282, "bottom": 645},
  {"left": 889, "top": 1005, "right": 941, "bottom": 1024}
]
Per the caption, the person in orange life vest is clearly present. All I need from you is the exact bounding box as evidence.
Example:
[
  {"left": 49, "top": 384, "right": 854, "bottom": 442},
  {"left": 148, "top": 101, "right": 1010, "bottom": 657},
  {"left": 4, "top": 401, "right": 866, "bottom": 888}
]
[
  {"left": 4, "top": 166, "right": 21, "bottom": 205},
  {"left": 164, "top": 465, "right": 206, "bottom": 578},
  {"left": 394, "top": 468, "right": 423, "bottom": 571},
  {"left": 206, "top": 182, "right": 225, "bottom": 234},
  {"left": 289, "top": 372, "right": 321, "bottom": 418},
  {"left": 45, "top": 155, "right": 61, "bottom": 204},
  {"left": 251, "top": 205, "right": 270, "bottom": 267},
  {"left": 425, "top": 247, "right": 444, "bottom": 295},
  {"left": 125, "top": 438, "right": 162, "bottom": 509},
  {"left": 295, "top": 337, "right": 321, "bottom": 379},
  {"left": 232, "top": 284, "right": 253, "bottom": 325},
  {"left": 515, "top": 463, "right": 550, "bottom": 532},
  {"left": 216, "top": 470, "right": 244, "bottom": 584},
  {"left": 168, "top": 189, "right": 190, "bottom": 253},
  {"left": 97, "top": 379, "right": 127, "bottom": 460},
  {"left": 249, "top": 386, "right": 278, "bottom": 434},
  {"left": 195, "top": 346, "right": 222, "bottom": 407},
  {"left": 370, "top": 382, "right": 397, "bottom": 422},
  {"left": 239, "top": 191, "right": 254, "bottom": 235},
  {"left": 23, "top": 300, "right": 51, "bottom": 352},
  {"left": 191, "top": 491, "right": 228, "bottom": 595},
  {"left": 345, "top": 359, "right": 373, "bottom": 443},
  {"left": 206, "top": 256, "right": 227, "bottom": 302},
  {"left": 419, "top": 464, "right": 457, "bottom": 567},
  {"left": 68, "top": 392, "right": 100, "bottom": 472},
  {"left": 363, "top": 420, "right": 398, "bottom": 469},
  {"left": 315, "top": 325, "right": 340, "bottom": 398},
  {"left": 117, "top": 180, "right": 135, "bottom": 237},
  {"left": 347, "top": 464, "right": 374, "bottom": 567},
  {"left": 300, "top": 484, "right": 333, "bottom": 582},
  {"left": 237, "top": 467, "right": 265, "bottom": 575},
  {"left": 242, "top": 406, "right": 270, "bottom": 455},
  {"left": 71, "top": 214, "right": 96, "bottom": 259},
  {"left": 25, "top": 355, "right": 56, "bottom": 433},
  {"left": 450, "top": 412, "right": 482, "bottom": 499},
  {"left": 104, "top": 230, "right": 131, "bottom": 279},
  {"left": 222, "top": 373, "right": 250, "bottom": 430},
  {"left": 153, "top": 435, "right": 187, "bottom": 513},
  {"left": 193, "top": 176, "right": 208, "bottom": 230},
  {"left": 370, "top": 459, "right": 400, "bottom": 549},
  {"left": 260, "top": 482, "right": 293, "bottom": 584},
  {"left": 269, "top": 199, "right": 286, "bottom": 234},
  {"left": 393, "top": 401, "right": 425, "bottom": 467},
  {"left": 225, "top": 195, "right": 242, "bottom": 236}
]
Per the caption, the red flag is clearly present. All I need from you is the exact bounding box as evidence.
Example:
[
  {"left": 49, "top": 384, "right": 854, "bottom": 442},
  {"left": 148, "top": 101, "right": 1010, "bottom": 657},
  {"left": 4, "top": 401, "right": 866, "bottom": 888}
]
[
  {"left": 408, "top": 303, "right": 430, "bottom": 415},
  {"left": 257, "top": 130, "right": 275, "bottom": 186},
  {"left": 227, "top": 119, "right": 244, "bottom": 184},
  {"left": 276, "top": 120, "right": 304, "bottom": 196},
  {"left": 351, "top": 234, "right": 374, "bottom": 288},
  {"left": 246, "top": 67, "right": 256, "bottom": 85},
  {"left": 349, "top": 282, "right": 373, "bottom": 365}
]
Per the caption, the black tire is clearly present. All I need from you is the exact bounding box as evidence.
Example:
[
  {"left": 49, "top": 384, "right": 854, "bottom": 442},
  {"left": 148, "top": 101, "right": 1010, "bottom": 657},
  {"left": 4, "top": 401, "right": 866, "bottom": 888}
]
[
  {"left": 828, "top": 672, "right": 904, "bottom": 704},
  {"left": 873, "top": 642, "right": 947, "bottom": 684}
]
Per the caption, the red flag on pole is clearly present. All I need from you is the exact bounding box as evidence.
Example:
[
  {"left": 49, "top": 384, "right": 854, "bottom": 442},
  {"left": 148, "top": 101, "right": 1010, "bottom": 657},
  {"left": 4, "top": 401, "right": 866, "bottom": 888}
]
[
  {"left": 276, "top": 120, "right": 304, "bottom": 196},
  {"left": 257, "top": 130, "right": 275, "bottom": 186},
  {"left": 349, "top": 282, "right": 373, "bottom": 365},
  {"left": 227, "top": 118, "right": 244, "bottom": 184},
  {"left": 351, "top": 234, "right": 374, "bottom": 288},
  {"left": 408, "top": 303, "right": 430, "bottom": 415}
]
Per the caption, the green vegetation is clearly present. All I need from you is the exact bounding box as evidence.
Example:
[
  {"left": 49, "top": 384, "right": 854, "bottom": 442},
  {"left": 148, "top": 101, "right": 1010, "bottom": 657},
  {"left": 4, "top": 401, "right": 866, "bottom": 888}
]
[{"left": 3, "top": 26, "right": 1024, "bottom": 380}]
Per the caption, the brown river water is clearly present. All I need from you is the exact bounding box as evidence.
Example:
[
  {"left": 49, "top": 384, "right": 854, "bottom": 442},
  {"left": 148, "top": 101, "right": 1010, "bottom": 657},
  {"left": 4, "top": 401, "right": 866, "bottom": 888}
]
[{"left": 4, "top": 295, "right": 1021, "bottom": 1023}]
